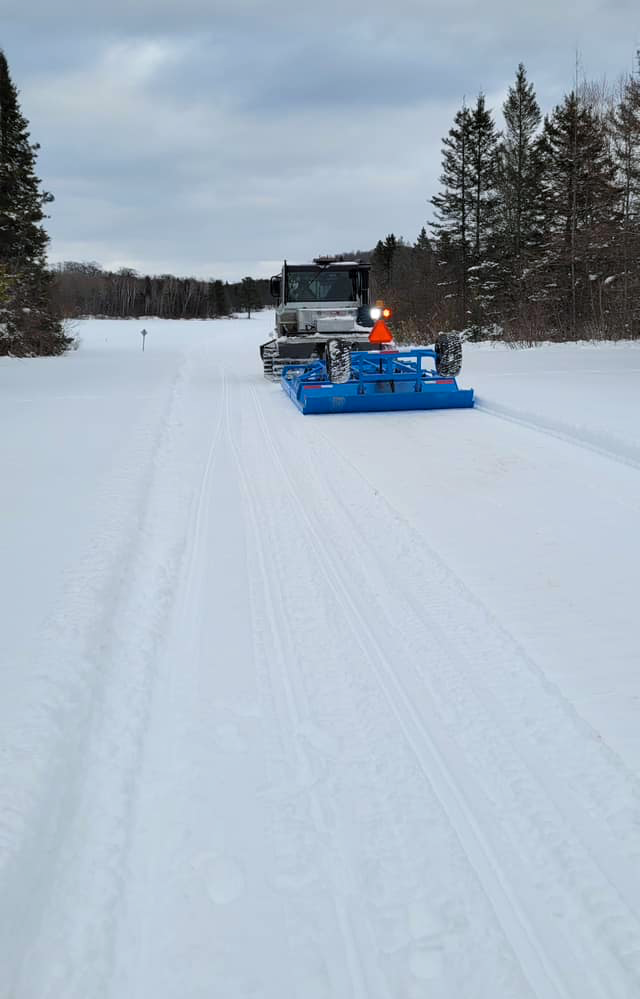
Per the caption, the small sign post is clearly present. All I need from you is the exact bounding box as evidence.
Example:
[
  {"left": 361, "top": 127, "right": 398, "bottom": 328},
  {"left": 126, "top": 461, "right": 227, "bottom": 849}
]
[{"left": 141, "top": 328, "right": 148, "bottom": 352}]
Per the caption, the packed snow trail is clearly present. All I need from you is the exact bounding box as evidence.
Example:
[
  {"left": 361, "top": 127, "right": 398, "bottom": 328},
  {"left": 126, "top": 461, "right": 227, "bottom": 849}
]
[{"left": 1, "top": 320, "right": 640, "bottom": 998}]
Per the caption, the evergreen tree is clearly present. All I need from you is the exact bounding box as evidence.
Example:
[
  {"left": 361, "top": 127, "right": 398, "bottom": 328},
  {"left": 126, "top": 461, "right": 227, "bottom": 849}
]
[
  {"left": 610, "top": 70, "right": 640, "bottom": 333},
  {"left": 240, "top": 276, "right": 260, "bottom": 318},
  {"left": 466, "top": 94, "right": 500, "bottom": 259},
  {"left": 431, "top": 103, "right": 471, "bottom": 326},
  {"left": 411, "top": 226, "right": 435, "bottom": 321},
  {"left": 0, "top": 50, "right": 69, "bottom": 355},
  {"left": 497, "top": 65, "right": 544, "bottom": 263},
  {"left": 494, "top": 65, "right": 545, "bottom": 328},
  {"left": 414, "top": 226, "right": 431, "bottom": 254},
  {"left": 214, "top": 279, "right": 229, "bottom": 316},
  {"left": 539, "top": 92, "right": 621, "bottom": 334},
  {"left": 371, "top": 233, "right": 398, "bottom": 297},
  {"left": 465, "top": 94, "right": 501, "bottom": 329}
]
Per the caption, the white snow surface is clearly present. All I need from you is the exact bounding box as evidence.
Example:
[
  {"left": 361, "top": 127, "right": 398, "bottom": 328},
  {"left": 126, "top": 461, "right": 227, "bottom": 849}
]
[{"left": 1, "top": 317, "right": 640, "bottom": 999}]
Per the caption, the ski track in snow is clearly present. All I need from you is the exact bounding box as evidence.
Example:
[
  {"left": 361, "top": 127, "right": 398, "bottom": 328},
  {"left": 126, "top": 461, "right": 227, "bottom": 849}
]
[
  {"left": 474, "top": 397, "right": 640, "bottom": 472},
  {"left": 248, "top": 382, "right": 640, "bottom": 999},
  {"left": 1, "top": 319, "right": 640, "bottom": 999},
  {"left": 1, "top": 351, "right": 214, "bottom": 997}
]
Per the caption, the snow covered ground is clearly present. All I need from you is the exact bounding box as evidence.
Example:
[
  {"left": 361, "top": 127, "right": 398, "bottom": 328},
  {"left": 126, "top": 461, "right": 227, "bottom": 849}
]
[{"left": 1, "top": 316, "right": 640, "bottom": 998}]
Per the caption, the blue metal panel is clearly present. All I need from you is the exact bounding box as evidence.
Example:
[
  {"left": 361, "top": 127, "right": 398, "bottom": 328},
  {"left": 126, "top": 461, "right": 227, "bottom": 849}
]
[{"left": 281, "top": 349, "right": 475, "bottom": 415}]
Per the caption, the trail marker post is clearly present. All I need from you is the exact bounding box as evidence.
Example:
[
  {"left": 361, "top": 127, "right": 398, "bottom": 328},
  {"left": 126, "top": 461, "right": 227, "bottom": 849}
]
[{"left": 141, "top": 328, "right": 148, "bottom": 352}]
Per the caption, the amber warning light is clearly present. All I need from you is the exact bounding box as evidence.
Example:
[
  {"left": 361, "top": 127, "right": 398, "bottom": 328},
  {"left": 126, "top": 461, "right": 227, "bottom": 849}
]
[{"left": 369, "top": 303, "right": 393, "bottom": 320}]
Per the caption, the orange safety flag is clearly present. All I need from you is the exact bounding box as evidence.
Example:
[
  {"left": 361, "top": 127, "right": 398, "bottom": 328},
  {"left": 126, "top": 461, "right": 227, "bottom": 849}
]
[{"left": 369, "top": 320, "right": 394, "bottom": 344}]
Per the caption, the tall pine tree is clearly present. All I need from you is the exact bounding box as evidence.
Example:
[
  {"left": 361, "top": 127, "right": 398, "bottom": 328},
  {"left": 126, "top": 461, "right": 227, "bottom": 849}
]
[
  {"left": 466, "top": 94, "right": 500, "bottom": 330},
  {"left": 214, "top": 279, "right": 230, "bottom": 317},
  {"left": 432, "top": 96, "right": 500, "bottom": 332},
  {"left": 411, "top": 226, "right": 435, "bottom": 319},
  {"left": 467, "top": 94, "right": 500, "bottom": 260},
  {"left": 0, "top": 50, "right": 68, "bottom": 355},
  {"left": 539, "top": 92, "right": 620, "bottom": 335},
  {"left": 371, "top": 233, "right": 399, "bottom": 298},
  {"left": 431, "top": 103, "right": 472, "bottom": 327},
  {"left": 497, "top": 67, "right": 544, "bottom": 262},
  {"left": 610, "top": 71, "right": 640, "bottom": 333},
  {"left": 494, "top": 65, "right": 545, "bottom": 327},
  {"left": 240, "top": 276, "right": 260, "bottom": 318}
]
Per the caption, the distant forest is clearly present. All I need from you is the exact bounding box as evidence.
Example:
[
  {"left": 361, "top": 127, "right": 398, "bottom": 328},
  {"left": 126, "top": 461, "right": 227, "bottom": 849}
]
[
  {"left": 367, "top": 61, "right": 640, "bottom": 343},
  {"left": 51, "top": 264, "right": 270, "bottom": 320}
]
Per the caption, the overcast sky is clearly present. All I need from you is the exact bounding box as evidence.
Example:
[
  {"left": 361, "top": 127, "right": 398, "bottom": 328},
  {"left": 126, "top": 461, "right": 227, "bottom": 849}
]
[{"left": 3, "top": 1, "right": 640, "bottom": 280}]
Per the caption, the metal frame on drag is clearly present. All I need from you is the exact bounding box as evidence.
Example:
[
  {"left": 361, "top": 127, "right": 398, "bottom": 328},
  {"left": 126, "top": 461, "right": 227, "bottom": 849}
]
[{"left": 281, "top": 347, "right": 475, "bottom": 415}]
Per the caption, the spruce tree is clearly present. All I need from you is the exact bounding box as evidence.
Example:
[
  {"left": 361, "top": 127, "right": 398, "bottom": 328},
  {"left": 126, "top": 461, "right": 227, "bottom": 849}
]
[
  {"left": 497, "top": 66, "right": 544, "bottom": 264},
  {"left": 380, "top": 233, "right": 399, "bottom": 287},
  {"left": 494, "top": 65, "right": 545, "bottom": 329},
  {"left": 466, "top": 94, "right": 500, "bottom": 259},
  {"left": 539, "top": 92, "right": 621, "bottom": 335},
  {"left": 414, "top": 226, "right": 431, "bottom": 254},
  {"left": 0, "top": 50, "right": 68, "bottom": 355},
  {"left": 240, "top": 276, "right": 259, "bottom": 318},
  {"left": 431, "top": 103, "right": 472, "bottom": 327},
  {"left": 610, "top": 72, "right": 640, "bottom": 333},
  {"left": 465, "top": 94, "right": 501, "bottom": 330},
  {"left": 371, "top": 234, "right": 398, "bottom": 298},
  {"left": 411, "top": 226, "right": 435, "bottom": 323},
  {"left": 214, "top": 279, "right": 229, "bottom": 317}
]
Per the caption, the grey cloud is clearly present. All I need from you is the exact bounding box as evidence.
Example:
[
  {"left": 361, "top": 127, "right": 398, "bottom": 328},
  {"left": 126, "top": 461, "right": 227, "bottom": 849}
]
[{"left": 3, "top": 1, "right": 640, "bottom": 279}]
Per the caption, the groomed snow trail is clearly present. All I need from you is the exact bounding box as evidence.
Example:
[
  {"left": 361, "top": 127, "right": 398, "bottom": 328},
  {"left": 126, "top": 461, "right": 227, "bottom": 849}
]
[{"left": 1, "top": 320, "right": 640, "bottom": 998}]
